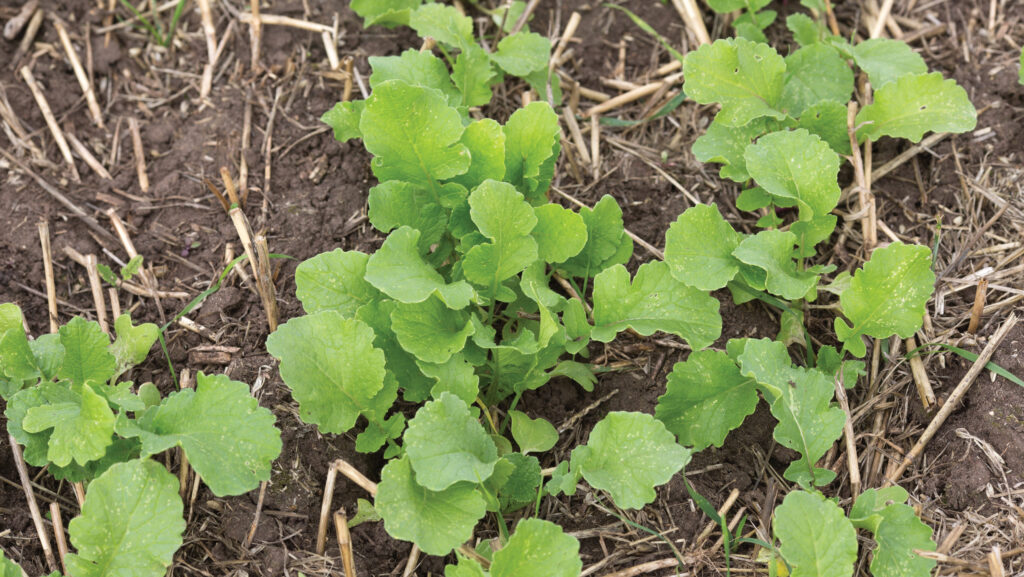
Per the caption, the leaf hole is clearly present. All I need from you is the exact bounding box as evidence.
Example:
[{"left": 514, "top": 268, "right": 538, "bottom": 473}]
[{"left": 919, "top": 105, "right": 927, "bottom": 111}]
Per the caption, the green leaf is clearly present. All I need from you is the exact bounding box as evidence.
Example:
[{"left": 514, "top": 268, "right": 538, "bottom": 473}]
[
  {"left": 49, "top": 437, "right": 142, "bottom": 483},
  {"left": 369, "top": 49, "right": 459, "bottom": 106},
  {"left": 447, "top": 557, "right": 488, "bottom": 577},
  {"left": 295, "top": 249, "right": 381, "bottom": 316},
  {"left": 120, "top": 255, "right": 143, "bottom": 281},
  {"left": 321, "top": 100, "right": 365, "bottom": 142},
  {"left": 835, "top": 242, "right": 935, "bottom": 358},
  {"left": 491, "top": 32, "right": 550, "bottom": 76},
  {"left": 545, "top": 459, "right": 580, "bottom": 497},
  {"left": 404, "top": 392, "right": 498, "bottom": 490},
  {"left": 97, "top": 262, "right": 118, "bottom": 286},
  {"left": 791, "top": 214, "right": 838, "bottom": 258},
  {"left": 365, "top": 227, "right": 475, "bottom": 309},
  {"left": 692, "top": 117, "right": 768, "bottom": 182},
  {"left": 115, "top": 372, "right": 281, "bottom": 496},
  {"left": 744, "top": 129, "right": 841, "bottom": 221},
  {"left": 497, "top": 452, "right": 542, "bottom": 506},
  {"left": 503, "top": 102, "right": 560, "bottom": 205},
  {"left": 682, "top": 38, "right": 787, "bottom": 126},
  {"left": 5, "top": 382, "right": 75, "bottom": 467},
  {"left": 850, "top": 487, "right": 937, "bottom": 577},
  {"left": 706, "top": 0, "right": 746, "bottom": 11},
  {"left": 28, "top": 333, "right": 65, "bottom": 381},
  {"left": 452, "top": 45, "right": 497, "bottom": 108},
  {"left": 361, "top": 80, "right": 470, "bottom": 195},
  {"left": 738, "top": 340, "right": 845, "bottom": 486},
  {"left": 351, "top": 0, "right": 421, "bottom": 28},
  {"left": 664, "top": 203, "right": 743, "bottom": 290},
  {"left": 0, "top": 549, "right": 27, "bottom": 577},
  {"left": 462, "top": 181, "right": 539, "bottom": 299},
  {"left": 22, "top": 383, "right": 114, "bottom": 467},
  {"left": 409, "top": 3, "right": 474, "bottom": 48},
  {"left": 356, "top": 300, "right": 436, "bottom": 403},
  {"left": 368, "top": 182, "right": 448, "bottom": 250},
  {"left": 559, "top": 195, "right": 633, "bottom": 279},
  {"left": 796, "top": 101, "right": 852, "bottom": 156},
  {"left": 655, "top": 350, "right": 758, "bottom": 450},
  {"left": 733, "top": 230, "right": 819, "bottom": 300},
  {"left": 780, "top": 44, "right": 853, "bottom": 117},
  {"left": 532, "top": 204, "right": 587, "bottom": 263},
  {"left": 1020, "top": 48, "right": 1024, "bottom": 85},
  {"left": 787, "top": 13, "right": 822, "bottom": 47},
  {"left": 376, "top": 456, "right": 487, "bottom": 555},
  {"left": 0, "top": 304, "right": 44, "bottom": 384},
  {"left": 573, "top": 411, "right": 691, "bottom": 509},
  {"left": 57, "top": 317, "right": 116, "bottom": 386},
  {"left": 266, "top": 312, "right": 387, "bottom": 434},
  {"left": 419, "top": 352, "right": 479, "bottom": 405},
  {"left": 491, "top": 519, "right": 582, "bottom": 577},
  {"left": 549, "top": 360, "right": 597, "bottom": 391},
  {"left": 66, "top": 459, "right": 185, "bottom": 577},
  {"left": 856, "top": 73, "right": 977, "bottom": 143},
  {"left": 592, "top": 261, "right": 721, "bottom": 349},
  {"left": 392, "top": 297, "right": 476, "bottom": 364},
  {"left": 108, "top": 313, "right": 159, "bottom": 377},
  {"left": 851, "top": 38, "right": 927, "bottom": 88},
  {"left": 138, "top": 381, "right": 161, "bottom": 408},
  {"left": 451, "top": 118, "right": 506, "bottom": 189},
  {"left": 510, "top": 410, "right": 558, "bottom": 454},
  {"left": 775, "top": 490, "right": 857, "bottom": 577}
]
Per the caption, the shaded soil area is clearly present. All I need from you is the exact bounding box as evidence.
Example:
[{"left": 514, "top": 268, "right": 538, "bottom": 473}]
[{"left": 1, "top": 0, "right": 1023, "bottom": 575}]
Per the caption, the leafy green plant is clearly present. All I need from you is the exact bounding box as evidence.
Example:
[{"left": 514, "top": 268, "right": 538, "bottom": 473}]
[
  {"left": 1, "top": 303, "right": 281, "bottom": 576},
  {"left": 628, "top": 14, "right": 977, "bottom": 577},
  {"left": 116, "top": 0, "right": 188, "bottom": 47}
]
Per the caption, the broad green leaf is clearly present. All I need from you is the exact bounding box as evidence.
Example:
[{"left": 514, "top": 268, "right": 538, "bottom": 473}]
[
  {"left": 451, "top": 118, "right": 505, "bottom": 190},
  {"left": 491, "top": 32, "right": 550, "bottom": 76},
  {"left": 706, "top": 0, "right": 746, "bottom": 11},
  {"left": 0, "top": 303, "right": 43, "bottom": 384},
  {"left": 361, "top": 80, "right": 470, "bottom": 195},
  {"left": 462, "top": 181, "right": 539, "bottom": 299},
  {"left": 532, "top": 204, "right": 587, "bottom": 263},
  {"left": 497, "top": 452, "right": 542, "bottom": 505},
  {"left": 91, "top": 380, "right": 145, "bottom": 412},
  {"left": 851, "top": 38, "right": 927, "bottom": 88},
  {"left": 392, "top": 297, "right": 476, "bottom": 364},
  {"left": 365, "top": 227, "right": 474, "bottom": 309},
  {"left": 738, "top": 340, "right": 845, "bottom": 486},
  {"left": 775, "top": 490, "right": 857, "bottom": 577},
  {"left": 835, "top": 242, "right": 935, "bottom": 358},
  {"left": 850, "top": 487, "right": 937, "bottom": 577},
  {"left": 781, "top": 44, "right": 853, "bottom": 117},
  {"left": 28, "top": 333, "right": 64, "bottom": 381},
  {"left": 48, "top": 437, "right": 141, "bottom": 483},
  {"left": 664, "top": 204, "right": 743, "bottom": 290},
  {"left": 266, "top": 313, "right": 386, "bottom": 434},
  {"left": 655, "top": 350, "right": 758, "bottom": 450},
  {"left": 816, "top": 345, "right": 865, "bottom": 389},
  {"left": 57, "top": 317, "right": 116, "bottom": 386},
  {"left": 321, "top": 100, "right": 364, "bottom": 142},
  {"left": 22, "top": 383, "right": 114, "bottom": 467},
  {"left": 692, "top": 117, "right": 768, "bottom": 182},
  {"left": 856, "top": 73, "right": 977, "bottom": 142},
  {"left": 356, "top": 412, "right": 405, "bottom": 453},
  {"left": 791, "top": 214, "right": 838, "bottom": 258},
  {"left": 592, "top": 261, "right": 721, "bottom": 349},
  {"left": 404, "top": 393, "right": 497, "bottom": 490},
  {"left": 409, "top": 3, "right": 473, "bottom": 48},
  {"left": 559, "top": 195, "right": 633, "bottom": 278},
  {"left": 295, "top": 249, "right": 381, "bottom": 316},
  {"left": 351, "top": 0, "right": 421, "bottom": 28},
  {"left": 744, "top": 129, "right": 841, "bottom": 221},
  {"left": 376, "top": 456, "right": 486, "bottom": 555},
  {"left": 736, "top": 187, "right": 772, "bottom": 211},
  {"left": 503, "top": 102, "right": 560, "bottom": 204},
  {"left": 545, "top": 459, "right": 580, "bottom": 497},
  {"left": 419, "top": 352, "right": 479, "bottom": 405},
  {"left": 0, "top": 550, "right": 28, "bottom": 577},
  {"left": 66, "top": 459, "right": 185, "bottom": 577},
  {"left": 492, "top": 519, "right": 582, "bottom": 577},
  {"left": 510, "top": 410, "right": 558, "bottom": 454},
  {"left": 452, "top": 45, "right": 497, "bottom": 108},
  {"left": 796, "top": 101, "right": 852, "bottom": 155},
  {"left": 682, "top": 38, "right": 787, "bottom": 126},
  {"left": 733, "top": 230, "right": 818, "bottom": 300},
  {"left": 787, "top": 13, "right": 822, "bottom": 46},
  {"left": 446, "top": 557, "right": 488, "bottom": 577},
  {"left": 549, "top": 360, "right": 597, "bottom": 391},
  {"left": 562, "top": 299, "right": 591, "bottom": 355},
  {"left": 368, "top": 182, "right": 448, "bottom": 250},
  {"left": 357, "top": 300, "right": 444, "bottom": 403},
  {"left": 121, "top": 256, "right": 142, "bottom": 281},
  {"left": 573, "top": 412, "right": 691, "bottom": 509},
  {"left": 5, "top": 382, "right": 75, "bottom": 467},
  {"left": 115, "top": 372, "right": 281, "bottom": 496},
  {"left": 369, "top": 50, "right": 459, "bottom": 106},
  {"left": 108, "top": 313, "right": 159, "bottom": 377}
]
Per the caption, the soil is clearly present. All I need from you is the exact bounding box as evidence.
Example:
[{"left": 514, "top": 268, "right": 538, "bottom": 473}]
[{"left": 1, "top": 0, "right": 1023, "bottom": 575}]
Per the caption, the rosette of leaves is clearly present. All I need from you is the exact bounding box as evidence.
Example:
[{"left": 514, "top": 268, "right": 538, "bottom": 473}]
[{"left": 1, "top": 304, "right": 281, "bottom": 576}]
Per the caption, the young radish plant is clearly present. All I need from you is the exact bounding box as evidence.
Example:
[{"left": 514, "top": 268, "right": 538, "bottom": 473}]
[
  {"left": 639, "top": 13, "right": 977, "bottom": 577},
  {"left": 1, "top": 304, "right": 281, "bottom": 576},
  {"left": 268, "top": 7, "right": 704, "bottom": 570}
]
